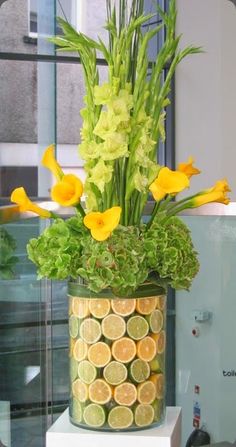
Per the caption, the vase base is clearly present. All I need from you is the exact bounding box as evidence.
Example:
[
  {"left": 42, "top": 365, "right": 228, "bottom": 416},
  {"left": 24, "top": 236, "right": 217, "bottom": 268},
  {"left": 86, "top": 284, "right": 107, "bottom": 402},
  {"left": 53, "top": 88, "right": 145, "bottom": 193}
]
[{"left": 69, "top": 411, "right": 166, "bottom": 432}]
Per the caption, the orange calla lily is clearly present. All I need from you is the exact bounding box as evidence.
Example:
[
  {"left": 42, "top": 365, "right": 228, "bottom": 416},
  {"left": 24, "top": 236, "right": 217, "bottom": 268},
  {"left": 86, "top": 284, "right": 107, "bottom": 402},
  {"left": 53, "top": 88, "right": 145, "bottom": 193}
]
[
  {"left": 41, "top": 144, "right": 64, "bottom": 180},
  {"left": 178, "top": 156, "right": 201, "bottom": 178},
  {"left": 84, "top": 206, "right": 121, "bottom": 241},
  {"left": 51, "top": 174, "right": 83, "bottom": 206},
  {"left": 149, "top": 167, "right": 189, "bottom": 201},
  {"left": 10, "top": 187, "right": 51, "bottom": 218}
]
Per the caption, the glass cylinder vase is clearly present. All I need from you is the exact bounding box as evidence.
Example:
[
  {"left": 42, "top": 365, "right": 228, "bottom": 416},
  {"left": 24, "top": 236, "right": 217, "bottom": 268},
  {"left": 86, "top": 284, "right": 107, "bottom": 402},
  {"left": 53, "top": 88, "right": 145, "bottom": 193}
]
[{"left": 68, "top": 282, "right": 166, "bottom": 431}]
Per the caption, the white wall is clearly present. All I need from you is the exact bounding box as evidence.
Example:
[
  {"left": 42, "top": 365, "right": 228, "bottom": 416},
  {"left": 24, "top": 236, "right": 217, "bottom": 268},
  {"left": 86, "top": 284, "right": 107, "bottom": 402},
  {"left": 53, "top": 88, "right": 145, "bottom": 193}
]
[
  {"left": 175, "top": 0, "right": 236, "bottom": 196},
  {"left": 175, "top": 1, "right": 236, "bottom": 444}
]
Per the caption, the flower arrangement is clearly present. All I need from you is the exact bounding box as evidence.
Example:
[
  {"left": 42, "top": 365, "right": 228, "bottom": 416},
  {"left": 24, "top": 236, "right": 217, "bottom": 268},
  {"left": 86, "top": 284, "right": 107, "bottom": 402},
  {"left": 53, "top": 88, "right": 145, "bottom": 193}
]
[{"left": 10, "top": 0, "right": 230, "bottom": 296}]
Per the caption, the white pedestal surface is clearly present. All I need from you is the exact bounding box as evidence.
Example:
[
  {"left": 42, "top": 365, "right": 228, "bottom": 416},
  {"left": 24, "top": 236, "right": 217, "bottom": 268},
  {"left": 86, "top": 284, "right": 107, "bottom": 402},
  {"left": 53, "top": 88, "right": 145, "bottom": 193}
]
[{"left": 46, "top": 407, "right": 181, "bottom": 447}]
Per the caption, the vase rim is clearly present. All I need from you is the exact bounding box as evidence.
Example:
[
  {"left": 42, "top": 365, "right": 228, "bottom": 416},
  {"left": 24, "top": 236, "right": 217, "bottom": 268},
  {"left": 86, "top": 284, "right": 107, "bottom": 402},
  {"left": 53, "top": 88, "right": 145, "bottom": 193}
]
[{"left": 68, "top": 281, "right": 166, "bottom": 299}]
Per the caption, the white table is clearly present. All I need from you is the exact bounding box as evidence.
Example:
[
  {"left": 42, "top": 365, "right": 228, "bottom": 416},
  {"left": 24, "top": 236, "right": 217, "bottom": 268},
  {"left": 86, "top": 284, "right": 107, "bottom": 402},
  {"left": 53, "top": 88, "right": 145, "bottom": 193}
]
[{"left": 46, "top": 407, "right": 181, "bottom": 447}]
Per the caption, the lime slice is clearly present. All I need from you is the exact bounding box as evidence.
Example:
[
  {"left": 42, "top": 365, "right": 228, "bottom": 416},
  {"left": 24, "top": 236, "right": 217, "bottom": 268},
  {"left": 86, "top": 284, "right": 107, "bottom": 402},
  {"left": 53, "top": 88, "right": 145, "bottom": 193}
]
[
  {"left": 83, "top": 403, "right": 106, "bottom": 428},
  {"left": 134, "top": 403, "right": 154, "bottom": 427},
  {"left": 108, "top": 406, "right": 133, "bottom": 429},
  {"left": 146, "top": 310, "right": 163, "bottom": 334},
  {"left": 137, "top": 381, "right": 156, "bottom": 404},
  {"left": 103, "top": 361, "right": 128, "bottom": 385},
  {"left": 130, "top": 359, "right": 150, "bottom": 383},
  {"left": 101, "top": 314, "right": 126, "bottom": 340},
  {"left": 89, "top": 299, "right": 111, "bottom": 319},
  {"left": 69, "top": 315, "right": 79, "bottom": 338},
  {"left": 152, "top": 398, "right": 164, "bottom": 422},
  {"left": 149, "top": 358, "right": 161, "bottom": 373},
  {"left": 89, "top": 379, "right": 112, "bottom": 404},
  {"left": 127, "top": 315, "right": 149, "bottom": 340},
  {"left": 78, "top": 360, "right": 97, "bottom": 384},
  {"left": 71, "top": 398, "right": 83, "bottom": 423},
  {"left": 73, "top": 339, "right": 88, "bottom": 362},
  {"left": 70, "top": 358, "right": 79, "bottom": 382},
  {"left": 79, "top": 318, "right": 102, "bottom": 344},
  {"left": 72, "top": 378, "right": 88, "bottom": 402}
]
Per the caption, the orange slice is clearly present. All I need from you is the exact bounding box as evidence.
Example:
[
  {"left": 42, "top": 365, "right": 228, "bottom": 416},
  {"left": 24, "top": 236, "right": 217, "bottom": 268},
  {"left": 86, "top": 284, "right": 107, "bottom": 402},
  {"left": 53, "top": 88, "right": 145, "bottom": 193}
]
[
  {"left": 137, "top": 336, "right": 156, "bottom": 362},
  {"left": 73, "top": 338, "right": 88, "bottom": 361},
  {"left": 89, "top": 299, "right": 110, "bottom": 319},
  {"left": 71, "top": 297, "right": 90, "bottom": 318},
  {"left": 112, "top": 337, "right": 136, "bottom": 363},
  {"left": 149, "top": 373, "right": 165, "bottom": 398},
  {"left": 88, "top": 379, "right": 112, "bottom": 404},
  {"left": 72, "top": 378, "right": 88, "bottom": 402},
  {"left": 137, "top": 381, "right": 156, "bottom": 404},
  {"left": 88, "top": 342, "right": 111, "bottom": 367},
  {"left": 136, "top": 297, "right": 158, "bottom": 315},
  {"left": 101, "top": 314, "right": 126, "bottom": 340},
  {"left": 151, "top": 330, "right": 166, "bottom": 354},
  {"left": 156, "top": 295, "right": 166, "bottom": 311},
  {"left": 114, "top": 382, "right": 137, "bottom": 406},
  {"left": 111, "top": 298, "right": 136, "bottom": 316}
]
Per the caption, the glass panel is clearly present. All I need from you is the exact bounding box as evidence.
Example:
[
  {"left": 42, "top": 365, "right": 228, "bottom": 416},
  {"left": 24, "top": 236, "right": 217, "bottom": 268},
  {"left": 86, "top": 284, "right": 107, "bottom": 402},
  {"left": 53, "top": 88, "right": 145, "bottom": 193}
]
[
  {"left": 0, "top": 58, "right": 56, "bottom": 204},
  {"left": 176, "top": 215, "right": 236, "bottom": 444},
  {"left": 0, "top": 218, "right": 50, "bottom": 447}
]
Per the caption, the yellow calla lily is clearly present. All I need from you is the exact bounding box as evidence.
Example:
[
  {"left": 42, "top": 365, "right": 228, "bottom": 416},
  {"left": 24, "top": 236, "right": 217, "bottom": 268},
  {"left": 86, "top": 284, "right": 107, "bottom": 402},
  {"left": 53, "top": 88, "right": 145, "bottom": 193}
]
[
  {"left": 84, "top": 206, "right": 121, "bottom": 241},
  {"left": 178, "top": 156, "right": 201, "bottom": 178},
  {"left": 191, "top": 191, "right": 230, "bottom": 207},
  {"left": 41, "top": 144, "right": 64, "bottom": 180},
  {"left": 10, "top": 187, "right": 51, "bottom": 218},
  {"left": 190, "top": 178, "right": 231, "bottom": 208},
  {"left": 149, "top": 167, "right": 189, "bottom": 201},
  {"left": 208, "top": 178, "right": 231, "bottom": 193},
  {"left": 51, "top": 174, "right": 83, "bottom": 207}
]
